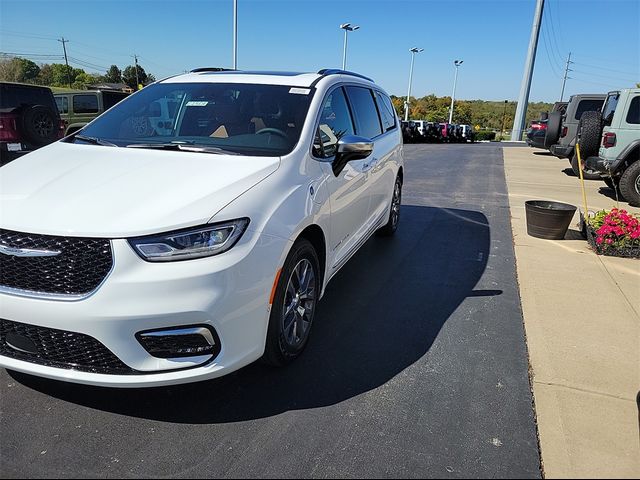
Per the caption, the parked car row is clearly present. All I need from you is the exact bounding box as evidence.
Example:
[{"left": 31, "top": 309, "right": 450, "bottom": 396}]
[
  {"left": 401, "top": 120, "right": 475, "bottom": 143},
  {"left": 0, "top": 81, "right": 130, "bottom": 165},
  {"left": 529, "top": 88, "right": 640, "bottom": 207}
]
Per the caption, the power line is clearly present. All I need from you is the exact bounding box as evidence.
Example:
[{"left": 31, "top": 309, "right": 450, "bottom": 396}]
[
  {"left": 539, "top": 12, "right": 562, "bottom": 79},
  {"left": 542, "top": 5, "right": 565, "bottom": 67},
  {"left": 571, "top": 69, "right": 637, "bottom": 82},
  {"left": 571, "top": 61, "right": 638, "bottom": 78},
  {"left": 0, "top": 29, "right": 58, "bottom": 41}
]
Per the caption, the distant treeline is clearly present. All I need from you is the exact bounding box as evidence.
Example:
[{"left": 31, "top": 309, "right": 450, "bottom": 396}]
[{"left": 390, "top": 94, "right": 553, "bottom": 131}]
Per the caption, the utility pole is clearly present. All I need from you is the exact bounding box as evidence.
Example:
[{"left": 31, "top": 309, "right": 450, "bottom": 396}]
[
  {"left": 511, "top": 0, "right": 545, "bottom": 141},
  {"left": 560, "top": 52, "right": 572, "bottom": 101},
  {"left": 58, "top": 37, "right": 72, "bottom": 88},
  {"left": 133, "top": 54, "right": 140, "bottom": 90},
  {"left": 233, "top": 0, "right": 238, "bottom": 69}
]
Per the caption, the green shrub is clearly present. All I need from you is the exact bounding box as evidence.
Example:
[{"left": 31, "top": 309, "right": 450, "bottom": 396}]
[{"left": 475, "top": 130, "right": 496, "bottom": 141}]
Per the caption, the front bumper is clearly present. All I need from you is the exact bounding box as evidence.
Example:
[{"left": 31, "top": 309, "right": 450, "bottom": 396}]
[{"left": 0, "top": 230, "right": 290, "bottom": 387}]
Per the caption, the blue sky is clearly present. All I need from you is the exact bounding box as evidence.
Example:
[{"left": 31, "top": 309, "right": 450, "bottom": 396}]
[{"left": 1, "top": 0, "right": 638, "bottom": 102}]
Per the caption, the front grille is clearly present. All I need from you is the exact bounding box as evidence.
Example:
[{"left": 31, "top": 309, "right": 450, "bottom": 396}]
[
  {"left": 0, "top": 229, "right": 113, "bottom": 296},
  {"left": 0, "top": 318, "right": 136, "bottom": 375}
]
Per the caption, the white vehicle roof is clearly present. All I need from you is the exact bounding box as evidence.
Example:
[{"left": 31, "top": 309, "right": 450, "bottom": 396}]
[{"left": 161, "top": 69, "right": 377, "bottom": 89}]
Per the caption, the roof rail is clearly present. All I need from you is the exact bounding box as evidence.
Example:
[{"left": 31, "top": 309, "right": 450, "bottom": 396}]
[
  {"left": 190, "top": 67, "right": 237, "bottom": 73},
  {"left": 317, "top": 69, "right": 374, "bottom": 82}
]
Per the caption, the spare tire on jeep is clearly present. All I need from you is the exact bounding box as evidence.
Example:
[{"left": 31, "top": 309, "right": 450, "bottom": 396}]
[
  {"left": 544, "top": 111, "right": 563, "bottom": 148},
  {"left": 576, "top": 110, "right": 603, "bottom": 158},
  {"left": 19, "top": 105, "right": 58, "bottom": 146}
]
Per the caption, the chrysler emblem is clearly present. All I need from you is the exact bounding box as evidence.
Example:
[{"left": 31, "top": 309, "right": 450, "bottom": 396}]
[{"left": 0, "top": 243, "right": 61, "bottom": 257}]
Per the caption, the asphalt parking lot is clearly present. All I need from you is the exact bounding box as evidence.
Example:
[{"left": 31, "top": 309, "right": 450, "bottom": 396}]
[{"left": 0, "top": 143, "right": 541, "bottom": 478}]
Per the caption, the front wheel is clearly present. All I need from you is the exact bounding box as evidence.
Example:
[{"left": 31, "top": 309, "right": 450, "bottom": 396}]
[
  {"left": 377, "top": 175, "right": 402, "bottom": 236},
  {"left": 262, "top": 239, "right": 319, "bottom": 367},
  {"left": 619, "top": 162, "right": 640, "bottom": 207}
]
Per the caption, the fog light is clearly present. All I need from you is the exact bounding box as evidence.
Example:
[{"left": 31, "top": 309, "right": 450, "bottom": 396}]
[{"left": 136, "top": 326, "right": 220, "bottom": 359}]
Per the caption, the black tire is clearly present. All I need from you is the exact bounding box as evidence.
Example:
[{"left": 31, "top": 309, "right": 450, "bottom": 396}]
[
  {"left": 619, "top": 161, "right": 640, "bottom": 207},
  {"left": 19, "top": 105, "right": 58, "bottom": 146},
  {"left": 544, "top": 111, "right": 562, "bottom": 148},
  {"left": 571, "top": 153, "right": 601, "bottom": 180},
  {"left": 262, "top": 238, "right": 319, "bottom": 367},
  {"left": 377, "top": 175, "right": 402, "bottom": 236},
  {"left": 576, "top": 110, "right": 603, "bottom": 158}
]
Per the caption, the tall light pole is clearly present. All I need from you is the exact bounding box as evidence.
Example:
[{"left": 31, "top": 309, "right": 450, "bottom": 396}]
[
  {"left": 511, "top": 0, "right": 545, "bottom": 141},
  {"left": 404, "top": 47, "right": 423, "bottom": 121},
  {"left": 448, "top": 60, "right": 463, "bottom": 124},
  {"left": 233, "top": 0, "right": 238, "bottom": 69},
  {"left": 340, "top": 23, "right": 359, "bottom": 70}
]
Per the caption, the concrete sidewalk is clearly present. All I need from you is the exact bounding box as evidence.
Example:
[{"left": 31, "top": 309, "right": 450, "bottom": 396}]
[{"left": 503, "top": 148, "right": 640, "bottom": 478}]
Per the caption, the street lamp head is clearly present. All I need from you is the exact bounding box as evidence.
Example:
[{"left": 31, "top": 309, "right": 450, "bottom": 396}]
[
  {"left": 454, "top": 60, "right": 463, "bottom": 67},
  {"left": 340, "top": 23, "right": 360, "bottom": 31},
  {"left": 410, "top": 47, "right": 424, "bottom": 53}
]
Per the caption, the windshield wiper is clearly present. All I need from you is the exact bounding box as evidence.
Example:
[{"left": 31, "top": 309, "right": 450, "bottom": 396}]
[
  {"left": 125, "top": 143, "right": 238, "bottom": 155},
  {"left": 74, "top": 134, "right": 118, "bottom": 147}
]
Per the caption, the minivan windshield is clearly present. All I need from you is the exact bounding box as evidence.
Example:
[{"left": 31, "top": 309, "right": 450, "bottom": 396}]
[{"left": 77, "top": 82, "right": 314, "bottom": 156}]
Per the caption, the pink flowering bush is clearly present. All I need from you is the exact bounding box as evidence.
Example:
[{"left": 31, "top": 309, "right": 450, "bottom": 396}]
[{"left": 590, "top": 208, "right": 640, "bottom": 252}]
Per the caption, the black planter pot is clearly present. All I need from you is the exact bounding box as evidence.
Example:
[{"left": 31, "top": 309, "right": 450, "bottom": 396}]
[{"left": 525, "top": 200, "right": 577, "bottom": 240}]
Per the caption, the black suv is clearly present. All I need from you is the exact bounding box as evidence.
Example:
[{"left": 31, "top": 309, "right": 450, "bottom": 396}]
[{"left": 0, "top": 82, "right": 64, "bottom": 164}]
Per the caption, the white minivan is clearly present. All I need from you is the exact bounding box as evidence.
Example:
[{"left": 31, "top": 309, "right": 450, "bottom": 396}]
[{"left": 0, "top": 69, "right": 404, "bottom": 387}]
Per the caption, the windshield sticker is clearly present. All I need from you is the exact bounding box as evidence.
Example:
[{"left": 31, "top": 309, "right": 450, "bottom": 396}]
[
  {"left": 186, "top": 101, "right": 209, "bottom": 106},
  {"left": 289, "top": 87, "right": 311, "bottom": 95}
]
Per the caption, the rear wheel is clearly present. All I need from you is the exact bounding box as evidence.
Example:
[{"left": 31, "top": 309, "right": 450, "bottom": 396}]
[
  {"left": 571, "top": 153, "right": 601, "bottom": 180},
  {"left": 544, "top": 111, "right": 562, "bottom": 148},
  {"left": 19, "top": 105, "right": 58, "bottom": 146},
  {"left": 619, "top": 162, "right": 640, "bottom": 207},
  {"left": 262, "top": 239, "right": 319, "bottom": 367},
  {"left": 576, "top": 110, "right": 603, "bottom": 158},
  {"left": 377, "top": 175, "right": 402, "bottom": 236}
]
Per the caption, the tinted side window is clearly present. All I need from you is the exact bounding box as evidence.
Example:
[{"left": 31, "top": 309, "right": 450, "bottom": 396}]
[
  {"left": 625, "top": 96, "right": 639, "bottom": 124},
  {"left": 73, "top": 95, "right": 99, "bottom": 114},
  {"left": 602, "top": 93, "right": 619, "bottom": 126},
  {"left": 574, "top": 99, "right": 604, "bottom": 120},
  {"left": 314, "top": 87, "right": 355, "bottom": 159},
  {"left": 345, "top": 86, "right": 383, "bottom": 138},
  {"left": 102, "top": 91, "right": 129, "bottom": 110},
  {"left": 0, "top": 85, "right": 53, "bottom": 110},
  {"left": 375, "top": 91, "right": 396, "bottom": 132},
  {"left": 55, "top": 96, "right": 69, "bottom": 114}
]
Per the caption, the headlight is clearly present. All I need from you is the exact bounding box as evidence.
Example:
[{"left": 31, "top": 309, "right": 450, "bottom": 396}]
[{"left": 128, "top": 218, "right": 250, "bottom": 262}]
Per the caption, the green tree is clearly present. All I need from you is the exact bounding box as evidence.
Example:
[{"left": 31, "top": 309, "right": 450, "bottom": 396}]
[
  {"left": 104, "top": 65, "right": 122, "bottom": 83},
  {"left": 50, "top": 63, "right": 74, "bottom": 86},
  {"left": 122, "top": 64, "right": 148, "bottom": 90},
  {"left": 37, "top": 63, "right": 54, "bottom": 85},
  {"left": 0, "top": 57, "right": 22, "bottom": 82},
  {"left": 16, "top": 58, "right": 40, "bottom": 82}
]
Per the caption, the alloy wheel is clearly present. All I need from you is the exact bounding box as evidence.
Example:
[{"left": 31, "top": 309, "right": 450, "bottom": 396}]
[{"left": 282, "top": 258, "right": 316, "bottom": 347}]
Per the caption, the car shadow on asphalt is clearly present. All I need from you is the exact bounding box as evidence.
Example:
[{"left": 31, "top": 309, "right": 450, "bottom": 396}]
[{"left": 9, "top": 205, "right": 495, "bottom": 424}]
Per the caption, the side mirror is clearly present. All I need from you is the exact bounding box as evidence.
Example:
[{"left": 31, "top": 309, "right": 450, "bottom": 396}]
[{"left": 332, "top": 135, "right": 373, "bottom": 176}]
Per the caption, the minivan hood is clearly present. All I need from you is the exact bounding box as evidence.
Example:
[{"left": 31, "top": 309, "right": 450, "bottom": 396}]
[{"left": 0, "top": 142, "right": 280, "bottom": 237}]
